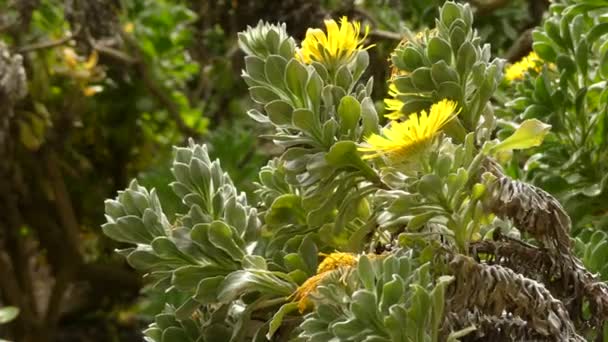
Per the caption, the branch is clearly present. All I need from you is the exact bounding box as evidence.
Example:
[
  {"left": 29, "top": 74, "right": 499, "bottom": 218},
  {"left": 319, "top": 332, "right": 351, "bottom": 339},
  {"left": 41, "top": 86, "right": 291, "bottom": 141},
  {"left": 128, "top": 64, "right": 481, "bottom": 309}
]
[
  {"left": 17, "top": 28, "right": 80, "bottom": 53},
  {"left": 92, "top": 44, "right": 138, "bottom": 64},
  {"left": 369, "top": 29, "right": 402, "bottom": 41}
]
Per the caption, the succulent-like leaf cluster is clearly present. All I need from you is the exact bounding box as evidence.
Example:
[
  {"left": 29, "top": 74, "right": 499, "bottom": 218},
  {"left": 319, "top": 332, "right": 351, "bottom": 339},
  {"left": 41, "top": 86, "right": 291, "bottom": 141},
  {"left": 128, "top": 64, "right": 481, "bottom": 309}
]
[
  {"left": 101, "top": 1, "right": 608, "bottom": 341},
  {"left": 390, "top": 3, "right": 503, "bottom": 136},
  {"left": 498, "top": 0, "right": 608, "bottom": 230},
  {"left": 299, "top": 252, "right": 456, "bottom": 342}
]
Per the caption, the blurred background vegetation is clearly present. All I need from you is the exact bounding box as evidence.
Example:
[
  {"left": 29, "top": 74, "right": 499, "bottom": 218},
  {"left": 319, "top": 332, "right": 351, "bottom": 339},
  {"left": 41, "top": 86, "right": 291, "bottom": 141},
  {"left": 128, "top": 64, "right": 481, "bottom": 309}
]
[{"left": 0, "top": 0, "right": 546, "bottom": 341}]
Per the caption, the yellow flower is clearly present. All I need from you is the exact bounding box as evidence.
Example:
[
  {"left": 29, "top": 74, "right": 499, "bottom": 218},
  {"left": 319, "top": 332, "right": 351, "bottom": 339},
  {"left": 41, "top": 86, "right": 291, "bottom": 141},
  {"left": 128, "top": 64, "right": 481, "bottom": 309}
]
[
  {"left": 296, "top": 16, "right": 373, "bottom": 67},
  {"left": 123, "top": 22, "right": 135, "bottom": 34},
  {"left": 83, "top": 50, "right": 99, "bottom": 70},
  {"left": 317, "top": 252, "right": 357, "bottom": 273},
  {"left": 504, "top": 51, "right": 542, "bottom": 82},
  {"left": 83, "top": 85, "right": 103, "bottom": 97},
  {"left": 62, "top": 48, "right": 79, "bottom": 69},
  {"left": 292, "top": 272, "right": 329, "bottom": 313},
  {"left": 359, "top": 99, "right": 459, "bottom": 162},
  {"left": 292, "top": 252, "right": 358, "bottom": 313},
  {"left": 384, "top": 83, "right": 405, "bottom": 120}
]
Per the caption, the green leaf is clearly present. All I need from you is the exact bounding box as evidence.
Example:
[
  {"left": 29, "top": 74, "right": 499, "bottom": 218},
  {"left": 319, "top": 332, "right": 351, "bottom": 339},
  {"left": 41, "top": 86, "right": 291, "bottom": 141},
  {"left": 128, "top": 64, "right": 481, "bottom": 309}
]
[
  {"left": 245, "top": 56, "right": 266, "bottom": 81},
  {"left": 125, "top": 249, "right": 165, "bottom": 270},
  {"left": 285, "top": 59, "right": 309, "bottom": 100},
  {"left": 393, "top": 76, "right": 417, "bottom": 93},
  {"left": 587, "top": 23, "right": 608, "bottom": 45},
  {"left": 151, "top": 237, "right": 192, "bottom": 261},
  {"left": 575, "top": 38, "right": 589, "bottom": 76},
  {"left": 407, "top": 212, "right": 437, "bottom": 231},
  {"left": 352, "top": 50, "right": 370, "bottom": 82},
  {"left": 411, "top": 67, "right": 434, "bottom": 91},
  {"left": 307, "top": 71, "right": 323, "bottom": 113},
  {"left": 601, "top": 46, "right": 608, "bottom": 79},
  {"left": 357, "top": 255, "right": 375, "bottom": 290},
  {"left": 175, "top": 298, "right": 201, "bottom": 320},
  {"left": 456, "top": 42, "right": 476, "bottom": 76},
  {"left": 338, "top": 96, "right": 361, "bottom": 134},
  {"left": 440, "top": 2, "right": 462, "bottom": 28},
  {"left": 361, "top": 97, "right": 379, "bottom": 136},
  {"left": 207, "top": 221, "right": 245, "bottom": 261},
  {"left": 351, "top": 290, "right": 379, "bottom": 324},
  {"left": 173, "top": 265, "right": 227, "bottom": 291},
  {"left": 265, "top": 55, "right": 288, "bottom": 88},
  {"left": 292, "top": 108, "right": 318, "bottom": 134},
  {"left": 418, "top": 174, "right": 443, "bottom": 200},
  {"left": 491, "top": 119, "right": 551, "bottom": 153},
  {"left": 265, "top": 194, "right": 302, "bottom": 225},
  {"left": 431, "top": 61, "right": 459, "bottom": 85},
  {"left": 450, "top": 26, "right": 466, "bottom": 51},
  {"left": 335, "top": 65, "right": 353, "bottom": 90},
  {"left": 396, "top": 47, "right": 424, "bottom": 72},
  {"left": 265, "top": 100, "right": 294, "bottom": 126},
  {"left": 102, "top": 216, "right": 153, "bottom": 244},
  {"left": 162, "top": 327, "right": 189, "bottom": 342},
  {"left": 0, "top": 307, "right": 19, "bottom": 324},
  {"left": 249, "top": 86, "right": 279, "bottom": 104},
  {"left": 471, "top": 183, "right": 486, "bottom": 200},
  {"left": 299, "top": 236, "right": 318, "bottom": 275},
  {"left": 267, "top": 302, "right": 298, "bottom": 339},
  {"left": 325, "top": 141, "right": 358, "bottom": 167},
  {"left": 194, "top": 276, "right": 224, "bottom": 304},
  {"left": 427, "top": 37, "right": 452, "bottom": 64},
  {"left": 532, "top": 42, "right": 557, "bottom": 62},
  {"left": 431, "top": 275, "right": 454, "bottom": 338},
  {"left": 380, "top": 275, "right": 404, "bottom": 313}
]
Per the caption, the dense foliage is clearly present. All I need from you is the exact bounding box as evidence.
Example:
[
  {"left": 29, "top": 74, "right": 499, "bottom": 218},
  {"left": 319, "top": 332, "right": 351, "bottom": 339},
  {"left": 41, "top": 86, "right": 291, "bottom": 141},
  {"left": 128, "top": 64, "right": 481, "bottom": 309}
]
[
  {"left": 3, "top": 0, "right": 608, "bottom": 341},
  {"left": 100, "top": 0, "right": 608, "bottom": 341}
]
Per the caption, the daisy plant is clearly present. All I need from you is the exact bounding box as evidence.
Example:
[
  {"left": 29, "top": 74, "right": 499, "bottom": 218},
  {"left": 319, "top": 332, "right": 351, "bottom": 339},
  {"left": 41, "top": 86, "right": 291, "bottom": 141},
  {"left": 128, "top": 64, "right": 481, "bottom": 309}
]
[{"left": 100, "top": 1, "right": 608, "bottom": 341}]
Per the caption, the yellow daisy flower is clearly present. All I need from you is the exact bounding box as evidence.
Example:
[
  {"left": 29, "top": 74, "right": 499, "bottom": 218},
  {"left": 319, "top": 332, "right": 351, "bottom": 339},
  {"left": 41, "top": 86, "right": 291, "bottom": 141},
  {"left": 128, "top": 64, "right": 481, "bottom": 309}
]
[
  {"left": 359, "top": 99, "right": 459, "bottom": 162},
  {"left": 384, "top": 83, "right": 405, "bottom": 120},
  {"left": 504, "top": 51, "right": 542, "bottom": 82},
  {"left": 316, "top": 252, "right": 358, "bottom": 273},
  {"left": 292, "top": 252, "right": 358, "bottom": 313},
  {"left": 296, "top": 16, "right": 374, "bottom": 67}
]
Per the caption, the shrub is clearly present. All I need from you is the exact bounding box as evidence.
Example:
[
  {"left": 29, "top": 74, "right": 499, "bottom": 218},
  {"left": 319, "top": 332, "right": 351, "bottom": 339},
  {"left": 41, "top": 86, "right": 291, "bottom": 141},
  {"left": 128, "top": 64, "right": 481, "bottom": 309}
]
[{"left": 102, "top": 1, "right": 608, "bottom": 341}]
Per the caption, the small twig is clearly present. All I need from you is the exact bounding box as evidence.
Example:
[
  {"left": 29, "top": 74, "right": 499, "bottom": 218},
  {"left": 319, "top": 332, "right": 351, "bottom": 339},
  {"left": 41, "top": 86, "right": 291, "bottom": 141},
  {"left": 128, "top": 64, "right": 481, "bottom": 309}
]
[
  {"left": 17, "top": 28, "right": 80, "bottom": 53},
  {"left": 369, "top": 29, "right": 402, "bottom": 41},
  {"left": 91, "top": 43, "right": 138, "bottom": 64}
]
